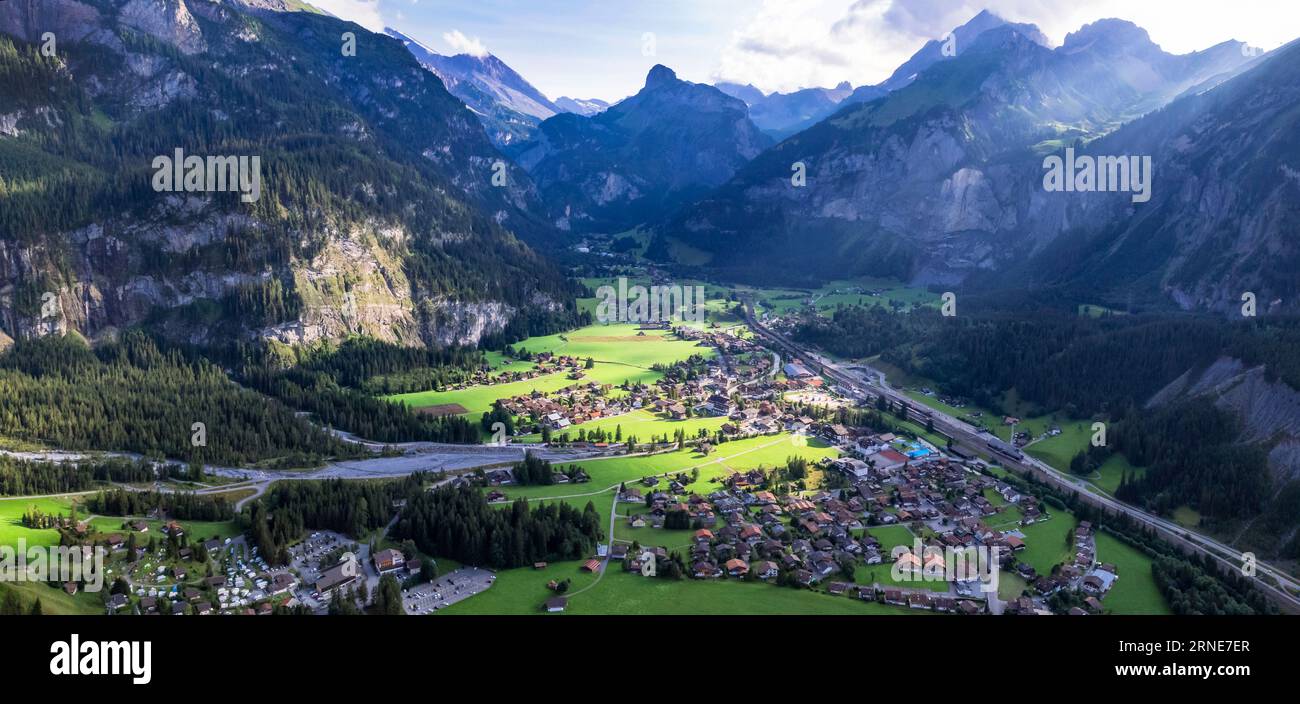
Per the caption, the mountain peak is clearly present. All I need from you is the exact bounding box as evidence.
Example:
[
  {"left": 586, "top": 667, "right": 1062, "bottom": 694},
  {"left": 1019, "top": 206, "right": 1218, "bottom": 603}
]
[
  {"left": 646, "top": 64, "right": 679, "bottom": 88},
  {"left": 834, "top": 81, "right": 852, "bottom": 91},
  {"left": 1063, "top": 18, "right": 1157, "bottom": 53}
]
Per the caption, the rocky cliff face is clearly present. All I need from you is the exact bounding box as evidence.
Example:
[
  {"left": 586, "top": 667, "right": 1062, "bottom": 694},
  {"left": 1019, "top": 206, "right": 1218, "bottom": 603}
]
[
  {"left": 516, "top": 65, "right": 773, "bottom": 234},
  {"left": 0, "top": 0, "right": 575, "bottom": 350},
  {"left": 1149, "top": 357, "right": 1300, "bottom": 484}
]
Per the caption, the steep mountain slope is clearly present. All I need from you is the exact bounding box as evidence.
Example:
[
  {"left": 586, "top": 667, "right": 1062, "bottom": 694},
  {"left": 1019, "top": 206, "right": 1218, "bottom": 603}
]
[
  {"left": 554, "top": 96, "right": 609, "bottom": 116},
  {"left": 0, "top": 0, "right": 578, "bottom": 350},
  {"left": 516, "top": 65, "right": 773, "bottom": 234},
  {"left": 658, "top": 15, "right": 1260, "bottom": 297},
  {"left": 877, "top": 9, "right": 1049, "bottom": 92},
  {"left": 1005, "top": 38, "right": 1300, "bottom": 313},
  {"left": 385, "top": 27, "right": 558, "bottom": 147}
]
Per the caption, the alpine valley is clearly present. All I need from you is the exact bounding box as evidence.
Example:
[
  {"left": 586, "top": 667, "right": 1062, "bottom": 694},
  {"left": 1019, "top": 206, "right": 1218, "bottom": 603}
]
[{"left": 2, "top": 1, "right": 1300, "bottom": 622}]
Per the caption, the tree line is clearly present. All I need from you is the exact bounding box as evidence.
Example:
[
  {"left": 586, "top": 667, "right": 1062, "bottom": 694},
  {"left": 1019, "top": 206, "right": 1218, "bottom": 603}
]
[{"left": 391, "top": 485, "right": 601, "bottom": 569}]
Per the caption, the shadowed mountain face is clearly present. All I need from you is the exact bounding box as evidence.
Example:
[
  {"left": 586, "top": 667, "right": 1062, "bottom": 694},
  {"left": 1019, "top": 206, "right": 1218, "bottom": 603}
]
[
  {"left": 0, "top": 0, "right": 578, "bottom": 350},
  {"left": 515, "top": 65, "right": 773, "bottom": 235},
  {"left": 657, "top": 13, "right": 1271, "bottom": 311},
  {"left": 1003, "top": 37, "right": 1300, "bottom": 313},
  {"left": 385, "top": 27, "right": 559, "bottom": 148}
]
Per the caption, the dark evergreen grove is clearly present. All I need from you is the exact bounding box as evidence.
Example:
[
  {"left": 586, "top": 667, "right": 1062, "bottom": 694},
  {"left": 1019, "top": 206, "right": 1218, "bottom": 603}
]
[
  {"left": 391, "top": 485, "right": 602, "bottom": 569},
  {"left": 85, "top": 488, "right": 235, "bottom": 522},
  {"left": 0, "top": 456, "right": 162, "bottom": 497},
  {"left": 0, "top": 331, "right": 364, "bottom": 466}
]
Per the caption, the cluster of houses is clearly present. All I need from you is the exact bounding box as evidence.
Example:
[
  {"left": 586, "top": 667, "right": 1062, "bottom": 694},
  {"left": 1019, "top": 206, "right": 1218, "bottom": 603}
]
[{"left": 611, "top": 458, "right": 1027, "bottom": 612}]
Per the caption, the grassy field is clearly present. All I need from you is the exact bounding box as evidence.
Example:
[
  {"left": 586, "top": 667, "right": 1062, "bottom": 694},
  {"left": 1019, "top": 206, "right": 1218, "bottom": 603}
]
[
  {"left": 1094, "top": 531, "right": 1172, "bottom": 614},
  {"left": 852, "top": 563, "right": 951, "bottom": 592},
  {"left": 437, "top": 562, "right": 925, "bottom": 615},
  {"left": 0, "top": 580, "right": 104, "bottom": 615},
  {"left": 487, "top": 433, "right": 840, "bottom": 502},
  {"left": 863, "top": 524, "right": 917, "bottom": 553},
  {"left": 1093, "top": 454, "right": 1146, "bottom": 495},
  {"left": 1014, "top": 513, "right": 1080, "bottom": 576},
  {"left": 386, "top": 324, "right": 714, "bottom": 420},
  {"left": 756, "top": 278, "right": 939, "bottom": 317},
  {"left": 1170, "top": 506, "right": 1202, "bottom": 529},
  {"left": 0, "top": 495, "right": 80, "bottom": 548},
  {"left": 516, "top": 408, "right": 728, "bottom": 443},
  {"left": 1024, "top": 421, "right": 1094, "bottom": 469}
]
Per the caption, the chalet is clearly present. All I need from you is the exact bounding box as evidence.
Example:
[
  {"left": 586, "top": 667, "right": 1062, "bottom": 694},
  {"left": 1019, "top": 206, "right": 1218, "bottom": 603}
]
[
  {"left": 269, "top": 573, "right": 296, "bottom": 595},
  {"left": 373, "top": 549, "right": 406, "bottom": 574},
  {"left": 139, "top": 596, "right": 157, "bottom": 615},
  {"left": 725, "top": 558, "right": 749, "bottom": 577},
  {"left": 755, "top": 561, "right": 780, "bottom": 580},
  {"left": 107, "top": 594, "right": 128, "bottom": 612},
  {"left": 693, "top": 561, "right": 722, "bottom": 579},
  {"left": 544, "top": 597, "right": 567, "bottom": 613}
]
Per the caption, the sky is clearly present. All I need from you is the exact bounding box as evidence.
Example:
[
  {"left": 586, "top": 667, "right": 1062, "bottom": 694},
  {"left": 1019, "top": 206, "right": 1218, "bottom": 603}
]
[{"left": 310, "top": 0, "right": 1300, "bottom": 101}]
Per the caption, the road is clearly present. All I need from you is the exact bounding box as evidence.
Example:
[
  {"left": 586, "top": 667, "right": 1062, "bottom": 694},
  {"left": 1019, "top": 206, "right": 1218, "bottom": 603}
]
[{"left": 739, "top": 300, "right": 1300, "bottom": 614}]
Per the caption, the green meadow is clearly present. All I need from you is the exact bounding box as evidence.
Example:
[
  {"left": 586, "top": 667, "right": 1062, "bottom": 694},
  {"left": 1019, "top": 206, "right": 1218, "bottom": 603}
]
[
  {"left": 516, "top": 408, "right": 728, "bottom": 443},
  {"left": 486, "top": 433, "right": 840, "bottom": 502},
  {"left": 1094, "top": 531, "right": 1172, "bottom": 615},
  {"left": 0, "top": 495, "right": 80, "bottom": 548},
  {"left": 437, "top": 562, "right": 923, "bottom": 616},
  {"left": 386, "top": 323, "right": 714, "bottom": 420}
]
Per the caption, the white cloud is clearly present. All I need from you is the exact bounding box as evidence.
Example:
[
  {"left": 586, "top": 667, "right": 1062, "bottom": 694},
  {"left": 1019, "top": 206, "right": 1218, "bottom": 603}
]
[
  {"left": 443, "top": 29, "right": 489, "bottom": 57},
  {"left": 309, "top": 0, "right": 386, "bottom": 32},
  {"left": 715, "top": 0, "right": 1298, "bottom": 94}
]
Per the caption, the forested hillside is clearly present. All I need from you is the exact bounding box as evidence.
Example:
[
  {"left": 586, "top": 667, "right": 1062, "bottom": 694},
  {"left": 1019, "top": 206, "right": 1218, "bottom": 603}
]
[{"left": 0, "top": 0, "right": 581, "bottom": 349}]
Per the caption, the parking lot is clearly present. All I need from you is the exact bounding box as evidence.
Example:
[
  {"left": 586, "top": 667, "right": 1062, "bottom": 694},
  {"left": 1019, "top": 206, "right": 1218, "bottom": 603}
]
[
  {"left": 403, "top": 567, "right": 495, "bottom": 614},
  {"left": 288, "top": 531, "right": 352, "bottom": 588}
]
